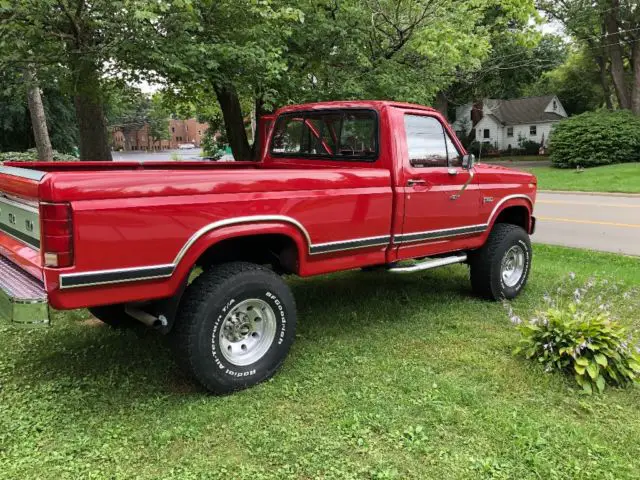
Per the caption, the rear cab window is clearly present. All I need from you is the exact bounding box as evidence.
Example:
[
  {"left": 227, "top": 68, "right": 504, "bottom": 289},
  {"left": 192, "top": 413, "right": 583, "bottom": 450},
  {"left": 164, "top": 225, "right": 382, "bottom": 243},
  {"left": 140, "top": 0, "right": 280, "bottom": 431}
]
[{"left": 270, "top": 110, "right": 378, "bottom": 161}]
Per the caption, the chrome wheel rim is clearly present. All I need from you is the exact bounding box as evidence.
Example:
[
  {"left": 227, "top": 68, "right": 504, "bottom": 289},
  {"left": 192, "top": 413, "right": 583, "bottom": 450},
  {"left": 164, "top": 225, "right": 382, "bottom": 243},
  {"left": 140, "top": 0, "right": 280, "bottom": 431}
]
[
  {"left": 219, "top": 299, "right": 277, "bottom": 366},
  {"left": 501, "top": 245, "right": 526, "bottom": 288}
]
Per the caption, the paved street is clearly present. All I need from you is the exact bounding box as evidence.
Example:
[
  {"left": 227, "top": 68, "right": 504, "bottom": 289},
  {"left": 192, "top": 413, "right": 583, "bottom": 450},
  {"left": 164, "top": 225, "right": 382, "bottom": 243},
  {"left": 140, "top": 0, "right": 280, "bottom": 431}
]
[
  {"left": 112, "top": 148, "right": 205, "bottom": 162},
  {"left": 534, "top": 192, "right": 640, "bottom": 256}
]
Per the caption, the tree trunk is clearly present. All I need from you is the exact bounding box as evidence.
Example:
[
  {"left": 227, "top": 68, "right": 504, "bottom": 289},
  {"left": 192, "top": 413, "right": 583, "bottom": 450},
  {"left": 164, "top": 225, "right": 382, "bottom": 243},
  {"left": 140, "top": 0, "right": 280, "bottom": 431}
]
[
  {"left": 250, "top": 96, "right": 265, "bottom": 160},
  {"left": 595, "top": 55, "right": 614, "bottom": 109},
  {"left": 434, "top": 91, "right": 448, "bottom": 118},
  {"left": 214, "top": 83, "right": 252, "bottom": 161},
  {"left": 631, "top": 41, "right": 640, "bottom": 115},
  {"left": 605, "top": 4, "right": 631, "bottom": 110},
  {"left": 25, "top": 68, "right": 53, "bottom": 161},
  {"left": 73, "top": 60, "right": 113, "bottom": 161}
]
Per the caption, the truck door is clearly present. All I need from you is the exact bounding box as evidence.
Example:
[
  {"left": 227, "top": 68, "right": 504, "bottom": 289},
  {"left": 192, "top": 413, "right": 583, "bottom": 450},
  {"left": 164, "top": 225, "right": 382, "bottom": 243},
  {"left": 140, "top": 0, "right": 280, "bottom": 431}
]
[{"left": 396, "top": 113, "right": 482, "bottom": 259}]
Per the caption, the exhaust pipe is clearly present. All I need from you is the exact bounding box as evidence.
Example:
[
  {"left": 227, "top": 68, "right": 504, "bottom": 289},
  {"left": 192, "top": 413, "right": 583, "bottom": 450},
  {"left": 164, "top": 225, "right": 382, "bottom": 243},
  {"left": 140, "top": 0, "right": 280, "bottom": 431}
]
[{"left": 124, "top": 306, "right": 168, "bottom": 328}]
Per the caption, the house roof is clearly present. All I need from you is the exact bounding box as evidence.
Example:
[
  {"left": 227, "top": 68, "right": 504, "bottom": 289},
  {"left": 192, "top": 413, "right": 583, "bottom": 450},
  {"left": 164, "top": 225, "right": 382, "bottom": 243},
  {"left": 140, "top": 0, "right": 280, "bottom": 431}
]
[{"left": 486, "top": 95, "right": 564, "bottom": 125}]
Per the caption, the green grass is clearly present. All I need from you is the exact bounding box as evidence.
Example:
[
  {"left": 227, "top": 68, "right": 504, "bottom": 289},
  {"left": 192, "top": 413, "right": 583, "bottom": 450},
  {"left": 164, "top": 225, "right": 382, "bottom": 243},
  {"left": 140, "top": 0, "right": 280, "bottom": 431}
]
[
  {"left": 526, "top": 163, "right": 640, "bottom": 193},
  {"left": 487, "top": 155, "right": 549, "bottom": 163},
  {"left": 1, "top": 245, "right": 640, "bottom": 479}
]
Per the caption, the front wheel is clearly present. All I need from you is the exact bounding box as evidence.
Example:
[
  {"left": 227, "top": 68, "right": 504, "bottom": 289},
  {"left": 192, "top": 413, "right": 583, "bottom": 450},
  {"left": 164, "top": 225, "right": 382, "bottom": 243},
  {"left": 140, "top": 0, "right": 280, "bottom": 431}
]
[
  {"left": 469, "top": 224, "right": 532, "bottom": 300},
  {"left": 170, "top": 262, "right": 297, "bottom": 394}
]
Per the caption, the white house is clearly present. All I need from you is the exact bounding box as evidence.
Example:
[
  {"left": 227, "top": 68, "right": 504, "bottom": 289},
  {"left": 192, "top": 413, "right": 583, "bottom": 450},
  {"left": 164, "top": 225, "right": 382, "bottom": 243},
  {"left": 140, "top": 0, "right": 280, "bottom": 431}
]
[{"left": 452, "top": 95, "right": 568, "bottom": 151}]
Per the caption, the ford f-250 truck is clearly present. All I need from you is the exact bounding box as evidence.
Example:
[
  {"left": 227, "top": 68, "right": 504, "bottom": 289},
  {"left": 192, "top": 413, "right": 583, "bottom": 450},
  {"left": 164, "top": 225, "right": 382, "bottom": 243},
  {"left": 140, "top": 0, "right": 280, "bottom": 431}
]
[{"left": 0, "top": 101, "right": 536, "bottom": 393}]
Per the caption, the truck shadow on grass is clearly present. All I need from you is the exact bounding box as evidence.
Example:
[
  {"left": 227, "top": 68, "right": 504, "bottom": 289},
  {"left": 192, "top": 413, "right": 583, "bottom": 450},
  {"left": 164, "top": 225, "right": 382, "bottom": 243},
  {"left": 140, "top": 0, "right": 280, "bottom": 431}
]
[{"left": 10, "top": 265, "right": 481, "bottom": 401}]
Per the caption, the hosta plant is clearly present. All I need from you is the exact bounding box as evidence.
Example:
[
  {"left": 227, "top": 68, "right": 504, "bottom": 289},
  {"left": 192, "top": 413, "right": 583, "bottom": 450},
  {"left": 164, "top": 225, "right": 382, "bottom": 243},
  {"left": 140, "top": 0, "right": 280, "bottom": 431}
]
[{"left": 507, "top": 276, "right": 640, "bottom": 394}]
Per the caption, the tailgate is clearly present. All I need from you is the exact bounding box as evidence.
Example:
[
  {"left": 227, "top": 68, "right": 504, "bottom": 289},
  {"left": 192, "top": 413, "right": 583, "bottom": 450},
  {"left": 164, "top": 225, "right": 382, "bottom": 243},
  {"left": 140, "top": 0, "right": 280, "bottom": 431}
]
[{"left": 0, "top": 165, "right": 49, "bottom": 326}]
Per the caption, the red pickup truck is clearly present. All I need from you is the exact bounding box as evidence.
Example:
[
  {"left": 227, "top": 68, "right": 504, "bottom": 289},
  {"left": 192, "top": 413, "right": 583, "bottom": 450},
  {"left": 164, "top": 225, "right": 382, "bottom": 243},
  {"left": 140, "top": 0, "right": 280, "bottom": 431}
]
[{"left": 0, "top": 100, "right": 536, "bottom": 393}]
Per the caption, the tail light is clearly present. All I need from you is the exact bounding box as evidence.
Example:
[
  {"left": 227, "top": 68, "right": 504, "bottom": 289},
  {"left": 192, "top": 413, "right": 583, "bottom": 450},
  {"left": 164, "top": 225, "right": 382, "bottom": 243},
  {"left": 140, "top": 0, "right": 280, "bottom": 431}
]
[{"left": 40, "top": 202, "right": 73, "bottom": 268}]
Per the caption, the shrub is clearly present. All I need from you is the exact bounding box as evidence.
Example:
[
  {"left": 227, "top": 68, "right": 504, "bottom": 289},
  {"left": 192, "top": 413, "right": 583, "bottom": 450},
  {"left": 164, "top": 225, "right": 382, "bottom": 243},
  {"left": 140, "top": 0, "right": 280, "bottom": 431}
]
[
  {"left": 468, "top": 141, "right": 498, "bottom": 158},
  {"left": 518, "top": 140, "right": 540, "bottom": 156},
  {"left": 507, "top": 276, "right": 640, "bottom": 394},
  {"left": 549, "top": 110, "right": 640, "bottom": 168},
  {"left": 0, "top": 148, "right": 78, "bottom": 163}
]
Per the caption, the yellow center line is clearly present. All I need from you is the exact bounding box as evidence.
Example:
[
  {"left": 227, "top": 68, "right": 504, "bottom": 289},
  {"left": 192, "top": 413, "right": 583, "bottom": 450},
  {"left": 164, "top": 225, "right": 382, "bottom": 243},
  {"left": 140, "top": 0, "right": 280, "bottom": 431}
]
[
  {"left": 537, "top": 216, "right": 640, "bottom": 228},
  {"left": 537, "top": 200, "right": 639, "bottom": 208}
]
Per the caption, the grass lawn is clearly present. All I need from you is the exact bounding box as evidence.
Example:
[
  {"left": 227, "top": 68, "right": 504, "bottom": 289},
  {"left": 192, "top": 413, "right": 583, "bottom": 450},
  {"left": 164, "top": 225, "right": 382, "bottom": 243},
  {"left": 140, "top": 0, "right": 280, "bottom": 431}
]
[
  {"left": 486, "top": 155, "right": 549, "bottom": 163},
  {"left": 1, "top": 245, "right": 640, "bottom": 479},
  {"left": 526, "top": 163, "right": 640, "bottom": 194}
]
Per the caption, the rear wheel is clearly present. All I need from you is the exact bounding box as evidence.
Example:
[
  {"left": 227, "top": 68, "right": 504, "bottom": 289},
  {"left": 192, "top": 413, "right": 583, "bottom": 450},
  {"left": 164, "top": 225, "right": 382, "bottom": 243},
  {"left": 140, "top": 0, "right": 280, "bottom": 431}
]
[
  {"left": 170, "top": 262, "right": 296, "bottom": 394},
  {"left": 469, "top": 223, "right": 532, "bottom": 300}
]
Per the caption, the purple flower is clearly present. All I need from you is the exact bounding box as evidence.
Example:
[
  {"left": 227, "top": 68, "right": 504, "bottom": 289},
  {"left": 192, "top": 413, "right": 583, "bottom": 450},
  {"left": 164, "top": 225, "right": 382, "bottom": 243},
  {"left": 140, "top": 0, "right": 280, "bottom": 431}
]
[{"left": 573, "top": 288, "right": 582, "bottom": 303}]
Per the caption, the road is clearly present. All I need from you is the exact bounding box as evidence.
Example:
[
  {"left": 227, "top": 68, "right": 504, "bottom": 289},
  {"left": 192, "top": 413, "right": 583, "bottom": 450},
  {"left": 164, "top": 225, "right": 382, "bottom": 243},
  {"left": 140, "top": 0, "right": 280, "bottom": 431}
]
[
  {"left": 534, "top": 192, "right": 640, "bottom": 256},
  {"left": 112, "top": 148, "right": 205, "bottom": 162}
]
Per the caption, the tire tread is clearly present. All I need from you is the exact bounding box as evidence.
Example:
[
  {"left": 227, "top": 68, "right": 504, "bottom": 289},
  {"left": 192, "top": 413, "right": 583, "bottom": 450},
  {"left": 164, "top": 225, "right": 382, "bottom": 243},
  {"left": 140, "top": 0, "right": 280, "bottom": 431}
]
[{"left": 170, "top": 262, "right": 293, "bottom": 393}]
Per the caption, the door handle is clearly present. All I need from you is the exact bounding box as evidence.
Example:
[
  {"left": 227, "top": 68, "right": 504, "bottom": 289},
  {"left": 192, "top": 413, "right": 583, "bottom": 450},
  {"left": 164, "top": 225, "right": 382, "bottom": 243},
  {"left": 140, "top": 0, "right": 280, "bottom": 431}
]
[
  {"left": 407, "top": 179, "right": 427, "bottom": 186},
  {"left": 447, "top": 168, "right": 458, "bottom": 176}
]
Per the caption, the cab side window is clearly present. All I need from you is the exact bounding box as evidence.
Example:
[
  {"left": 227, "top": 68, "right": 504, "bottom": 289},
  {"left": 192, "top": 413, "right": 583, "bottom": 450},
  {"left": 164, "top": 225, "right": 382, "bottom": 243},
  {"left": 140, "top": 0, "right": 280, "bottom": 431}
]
[
  {"left": 405, "top": 115, "right": 448, "bottom": 168},
  {"left": 445, "top": 134, "right": 462, "bottom": 167}
]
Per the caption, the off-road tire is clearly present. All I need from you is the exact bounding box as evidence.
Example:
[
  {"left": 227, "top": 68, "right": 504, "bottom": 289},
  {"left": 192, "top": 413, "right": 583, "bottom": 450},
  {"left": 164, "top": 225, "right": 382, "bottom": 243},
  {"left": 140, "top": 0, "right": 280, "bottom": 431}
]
[
  {"left": 469, "top": 224, "right": 532, "bottom": 300},
  {"left": 170, "top": 262, "right": 297, "bottom": 394}
]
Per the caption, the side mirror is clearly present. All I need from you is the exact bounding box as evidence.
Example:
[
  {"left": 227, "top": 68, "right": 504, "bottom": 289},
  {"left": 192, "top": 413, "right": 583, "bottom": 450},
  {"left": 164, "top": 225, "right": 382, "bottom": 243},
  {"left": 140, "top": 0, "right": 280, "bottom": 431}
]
[{"left": 462, "top": 154, "right": 475, "bottom": 169}]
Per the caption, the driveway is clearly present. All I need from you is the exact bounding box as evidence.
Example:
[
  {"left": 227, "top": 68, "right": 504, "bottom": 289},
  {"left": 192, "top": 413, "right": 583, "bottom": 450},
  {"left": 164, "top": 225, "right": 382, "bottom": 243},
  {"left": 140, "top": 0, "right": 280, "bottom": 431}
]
[{"left": 534, "top": 192, "right": 640, "bottom": 256}]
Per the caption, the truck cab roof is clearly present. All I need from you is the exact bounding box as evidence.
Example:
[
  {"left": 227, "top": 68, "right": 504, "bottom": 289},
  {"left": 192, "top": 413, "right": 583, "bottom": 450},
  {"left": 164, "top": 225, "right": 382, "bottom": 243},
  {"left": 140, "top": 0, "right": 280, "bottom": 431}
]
[{"left": 275, "top": 100, "right": 438, "bottom": 115}]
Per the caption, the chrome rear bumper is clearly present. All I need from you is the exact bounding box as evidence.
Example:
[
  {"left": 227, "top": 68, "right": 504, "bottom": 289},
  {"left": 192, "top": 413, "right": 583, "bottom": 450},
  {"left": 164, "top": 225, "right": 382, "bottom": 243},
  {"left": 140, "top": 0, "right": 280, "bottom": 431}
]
[{"left": 0, "top": 256, "right": 49, "bottom": 326}]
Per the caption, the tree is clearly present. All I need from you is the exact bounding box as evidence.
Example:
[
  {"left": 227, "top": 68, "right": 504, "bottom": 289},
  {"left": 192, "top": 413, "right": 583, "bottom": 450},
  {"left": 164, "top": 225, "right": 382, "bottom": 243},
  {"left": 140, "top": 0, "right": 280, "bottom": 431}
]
[
  {"left": 148, "top": 0, "right": 536, "bottom": 160},
  {"left": 105, "top": 84, "right": 151, "bottom": 151},
  {"left": 445, "top": 33, "right": 568, "bottom": 114},
  {"left": 526, "top": 48, "right": 608, "bottom": 114},
  {"left": 539, "top": 0, "right": 640, "bottom": 114},
  {"left": 24, "top": 68, "right": 53, "bottom": 161},
  {"left": 0, "top": 0, "right": 161, "bottom": 159},
  {"left": 106, "top": 87, "right": 172, "bottom": 150},
  {"left": 0, "top": 64, "right": 78, "bottom": 154},
  {"left": 147, "top": 94, "right": 171, "bottom": 149}
]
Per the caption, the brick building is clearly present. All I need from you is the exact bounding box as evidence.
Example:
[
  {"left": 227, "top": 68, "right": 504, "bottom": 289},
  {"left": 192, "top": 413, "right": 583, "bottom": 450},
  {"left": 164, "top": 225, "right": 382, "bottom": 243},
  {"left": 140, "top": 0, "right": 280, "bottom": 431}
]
[{"left": 112, "top": 118, "right": 209, "bottom": 151}]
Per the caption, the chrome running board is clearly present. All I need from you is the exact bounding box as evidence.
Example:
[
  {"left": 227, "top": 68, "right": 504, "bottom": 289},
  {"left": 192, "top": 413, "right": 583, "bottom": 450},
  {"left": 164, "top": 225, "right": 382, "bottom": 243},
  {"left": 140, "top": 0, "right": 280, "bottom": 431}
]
[{"left": 388, "top": 254, "right": 467, "bottom": 274}]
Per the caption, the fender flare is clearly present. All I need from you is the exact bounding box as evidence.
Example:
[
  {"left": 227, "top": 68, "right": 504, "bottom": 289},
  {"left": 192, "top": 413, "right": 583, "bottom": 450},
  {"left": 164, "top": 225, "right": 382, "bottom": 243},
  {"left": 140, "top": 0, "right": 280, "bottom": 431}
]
[
  {"left": 485, "top": 194, "right": 534, "bottom": 232},
  {"left": 172, "top": 215, "right": 311, "bottom": 279}
]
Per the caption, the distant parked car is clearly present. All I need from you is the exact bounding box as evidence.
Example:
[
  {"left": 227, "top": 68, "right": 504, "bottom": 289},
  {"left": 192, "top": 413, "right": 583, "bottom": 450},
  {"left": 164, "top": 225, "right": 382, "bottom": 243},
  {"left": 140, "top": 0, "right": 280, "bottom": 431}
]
[{"left": 178, "top": 143, "right": 196, "bottom": 150}]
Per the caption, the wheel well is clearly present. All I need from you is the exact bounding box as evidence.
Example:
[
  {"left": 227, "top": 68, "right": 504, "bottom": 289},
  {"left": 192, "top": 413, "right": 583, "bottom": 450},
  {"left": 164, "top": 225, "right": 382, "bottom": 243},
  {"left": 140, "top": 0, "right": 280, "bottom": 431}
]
[
  {"left": 196, "top": 234, "right": 300, "bottom": 275},
  {"left": 493, "top": 206, "right": 530, "bottom": 231}
]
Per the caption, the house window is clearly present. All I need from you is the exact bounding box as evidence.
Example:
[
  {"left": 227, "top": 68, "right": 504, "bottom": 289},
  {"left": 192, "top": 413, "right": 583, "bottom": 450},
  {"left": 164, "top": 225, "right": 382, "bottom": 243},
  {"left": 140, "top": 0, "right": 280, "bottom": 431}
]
[
  {"left": 553, "top": 100, "right": 557, "bottom": 111},
  {"left": 171, "top": 127, "right": 175, "bottom": 133},
  {"left": 483, "top": 129, "right": 490, "bottom": 139},
  {"left": 507, "top": 127, "right": 514, "bottom": 137},
  {"left": 530, "top": 126, "right": 537, "bottom": 136}
]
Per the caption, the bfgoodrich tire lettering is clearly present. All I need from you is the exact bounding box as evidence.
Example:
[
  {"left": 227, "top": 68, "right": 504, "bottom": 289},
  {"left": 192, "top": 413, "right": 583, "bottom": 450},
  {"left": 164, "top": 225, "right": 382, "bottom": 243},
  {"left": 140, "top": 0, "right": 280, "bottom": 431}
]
[
  {"left": 171, "top": 262, "right": 296, "bottom": 394},
  {"left": 469, "top": 224, "right": 532, "bottom": 300}
]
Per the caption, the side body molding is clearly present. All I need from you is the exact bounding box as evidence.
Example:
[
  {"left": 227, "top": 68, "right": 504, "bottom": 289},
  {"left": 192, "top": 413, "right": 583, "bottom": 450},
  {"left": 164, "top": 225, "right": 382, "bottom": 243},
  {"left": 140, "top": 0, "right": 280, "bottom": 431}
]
[{"left": 59, "top": 215, "right": 313, "bottom": 290}]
